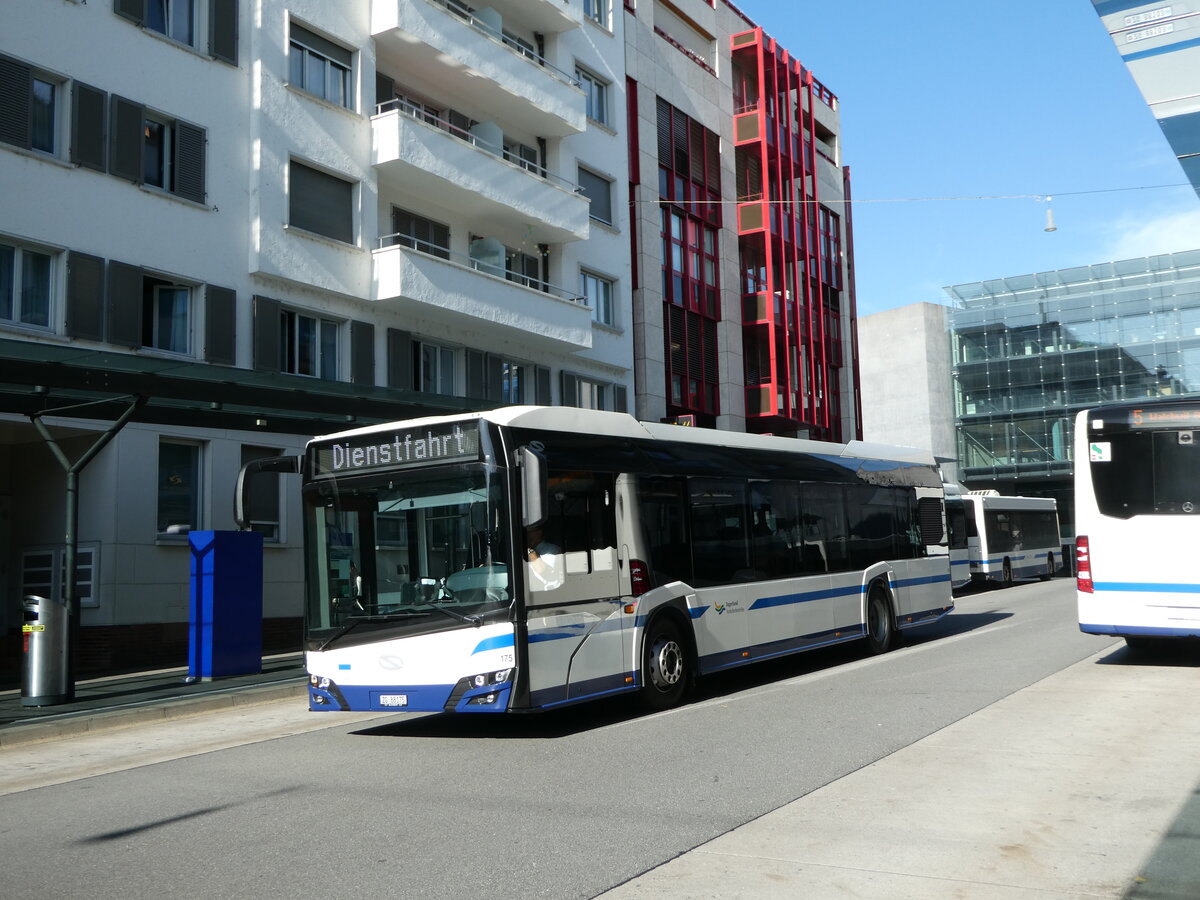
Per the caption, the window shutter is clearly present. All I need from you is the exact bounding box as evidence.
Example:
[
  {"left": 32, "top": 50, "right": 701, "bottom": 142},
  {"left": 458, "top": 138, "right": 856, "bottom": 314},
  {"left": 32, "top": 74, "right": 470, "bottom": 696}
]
[
  {"left": 387, "top": 328, "right": 413, "bottom": 390},
  {"left": 71, "top": 82, "right": 108, "bottom": 172},
  {"left": 485, "top": 354, "right": 502, "bottom": 403},
  {"left": 466, "top": 349, "right": 485, "bottom": 400},
  {"left": 105, "top": 260, "right": 143, "bottom": 348},
  {"left": 289, "top": 161, "right": 353, "bottom": 244},
  {"left": 0, "top": 54, "right": 32, "bottom": 150},
  {"left": 252, "top": 295, "right": 281, "bottom": 371},
  {"left": 205, "top": 285, "right": 236, "bottom": 365},
  {"left": 350, "top": 320, "right": 374, "bottom": 385},
  {"left": 114, "top": 0, "right": 145, "bottom": 26},
  {"left": 535, "top": 365, "right": 551, "bottom": 405},
  {"left": 108, "top": 95, "right": 144, "bottom": 183},
  {"left": 560, "top": 372, "right": 579, "bottom": 408},
  {"left": 655, "top": 97, "right": 670, "bottom": 165},
  {"left": 209, "top": 0, "right": 239, "bottom": 66},
  {"left": 173, "top": 120, "right": 206, "bottom": 204},
  {"left": 65, "top": 252, "right": 106, "bottom": 341}
]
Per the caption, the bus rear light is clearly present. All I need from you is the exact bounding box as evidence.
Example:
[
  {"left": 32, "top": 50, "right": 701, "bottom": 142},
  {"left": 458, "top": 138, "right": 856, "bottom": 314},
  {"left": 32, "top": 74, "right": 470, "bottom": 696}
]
[
  {"left": 1076, "top": 535, "right": 1093, "bottom": 593},
  {"left": 629, "top": 559, "right": 651, "bottom": 596}
]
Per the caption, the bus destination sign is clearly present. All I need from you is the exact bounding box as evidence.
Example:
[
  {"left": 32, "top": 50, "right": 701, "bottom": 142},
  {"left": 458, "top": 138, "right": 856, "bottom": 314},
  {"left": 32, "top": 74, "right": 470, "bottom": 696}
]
[
  {"left": 312, "top": 421, "right": 480, "bottom": 475},
  {"left": 1128, "top": 406, "right": 1200, "bottom": 430}
]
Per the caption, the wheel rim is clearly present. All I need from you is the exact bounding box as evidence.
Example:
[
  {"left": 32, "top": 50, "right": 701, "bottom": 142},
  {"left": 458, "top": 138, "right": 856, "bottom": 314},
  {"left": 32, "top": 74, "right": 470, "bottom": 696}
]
[{"left": 648, "top": 636, "right": 683, "bottom": 692}]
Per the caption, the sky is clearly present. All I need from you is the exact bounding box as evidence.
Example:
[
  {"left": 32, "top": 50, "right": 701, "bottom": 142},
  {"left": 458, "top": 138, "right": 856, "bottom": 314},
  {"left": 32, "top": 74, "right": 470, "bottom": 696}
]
[{"left": 730, "top": 0, "right": 1200, "bottom": 317}]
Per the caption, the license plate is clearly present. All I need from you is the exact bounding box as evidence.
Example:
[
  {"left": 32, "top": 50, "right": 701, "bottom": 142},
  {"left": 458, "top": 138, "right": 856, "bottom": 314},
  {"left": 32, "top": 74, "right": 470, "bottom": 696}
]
[{"left": 379, "top": 694, "right": 408, "bottom": 708}]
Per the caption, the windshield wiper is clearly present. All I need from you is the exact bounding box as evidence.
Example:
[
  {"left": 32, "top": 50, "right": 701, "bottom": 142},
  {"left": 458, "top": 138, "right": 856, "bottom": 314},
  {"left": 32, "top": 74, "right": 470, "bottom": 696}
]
[
  {"left": 416, "top": 601, "right": 482, "bottom": 628},
  {"left": 316, "top": 612, "right": 423, "bottom": 651}
]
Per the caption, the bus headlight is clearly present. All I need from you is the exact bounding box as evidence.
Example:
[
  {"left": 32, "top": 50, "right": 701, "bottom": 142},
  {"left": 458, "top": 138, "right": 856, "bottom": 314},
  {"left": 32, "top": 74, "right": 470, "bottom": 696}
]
[{"left": 471, "top": 667, "right": 513, "bottom": 688}]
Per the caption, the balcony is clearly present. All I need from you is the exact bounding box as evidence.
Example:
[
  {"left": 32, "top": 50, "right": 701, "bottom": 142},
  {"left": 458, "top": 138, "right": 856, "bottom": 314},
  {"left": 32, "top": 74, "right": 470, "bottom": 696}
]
[
  {"left": 372, "top": 0, "right": 586, "bottom": 138},
  {"left": 373, "top": 242, "right": 594, "bottom": 352},
  {"left": 373, "top": 105, "right": 590, "bottom": 244}
]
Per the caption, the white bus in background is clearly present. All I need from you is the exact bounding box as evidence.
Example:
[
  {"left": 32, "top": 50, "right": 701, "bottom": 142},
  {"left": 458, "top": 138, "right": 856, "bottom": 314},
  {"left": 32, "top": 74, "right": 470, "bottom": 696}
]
[
  {"left": 961, "top": 491, "right": 1062, "bottom": 586},
  {"left": 243, "top": 407, "right": 954, "bottom": 715},
  {"left": 1075, "top": 400, "right": 1200, "bottom": 648}
]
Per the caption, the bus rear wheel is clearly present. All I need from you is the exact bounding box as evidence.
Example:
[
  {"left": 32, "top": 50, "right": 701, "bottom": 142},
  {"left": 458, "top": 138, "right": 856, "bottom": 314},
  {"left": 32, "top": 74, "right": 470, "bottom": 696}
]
[
  {"left": 865, "top": 583, "right": 896, "bottom": 655},
  {"left": 640, "top": 618, "right": 690, "bottom": 711},
  {"left": 1040, "top": 553, "right": 1055, "bottom": 581},
  {"left": 1002, "top": 559, "right": 1014, "bottom": 587}
]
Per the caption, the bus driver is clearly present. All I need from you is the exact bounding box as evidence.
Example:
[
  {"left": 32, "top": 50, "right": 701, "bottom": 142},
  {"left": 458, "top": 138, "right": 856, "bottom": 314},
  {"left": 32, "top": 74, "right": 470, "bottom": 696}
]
[{"left": 525, "top": 525, "right": 564, "bottom": 591}]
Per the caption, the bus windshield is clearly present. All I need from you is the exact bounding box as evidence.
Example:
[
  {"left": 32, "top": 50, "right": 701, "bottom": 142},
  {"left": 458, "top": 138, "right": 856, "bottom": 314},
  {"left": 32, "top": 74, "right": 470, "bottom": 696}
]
[
  {"left": 303, "top": 463, "right": 512, "bottom": 649},
  {"left": 1090, "top": 430, "right": 1200, "bottom": 518}
]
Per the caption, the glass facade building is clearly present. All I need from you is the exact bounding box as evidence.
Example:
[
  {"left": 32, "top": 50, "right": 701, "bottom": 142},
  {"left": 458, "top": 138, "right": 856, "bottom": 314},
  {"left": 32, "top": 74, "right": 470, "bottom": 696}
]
[{"left": 947, "top": 249, "right": 1200, "bottom": 533}]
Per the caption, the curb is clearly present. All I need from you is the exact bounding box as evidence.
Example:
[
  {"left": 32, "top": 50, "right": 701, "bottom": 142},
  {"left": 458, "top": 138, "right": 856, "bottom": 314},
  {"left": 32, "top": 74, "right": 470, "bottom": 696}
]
[{"left": 0, "top": 681, "right": 308, "bottom": 750}]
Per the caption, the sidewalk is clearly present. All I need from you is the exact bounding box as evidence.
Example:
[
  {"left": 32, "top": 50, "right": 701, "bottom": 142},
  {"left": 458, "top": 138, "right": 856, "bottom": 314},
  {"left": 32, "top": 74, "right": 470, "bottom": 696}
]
[
  {"left": 599, "top": 644, "right": 1200, "bottom": 899},
  {"left": 0, "top": 653, "right": 307, "bottom": 749}
]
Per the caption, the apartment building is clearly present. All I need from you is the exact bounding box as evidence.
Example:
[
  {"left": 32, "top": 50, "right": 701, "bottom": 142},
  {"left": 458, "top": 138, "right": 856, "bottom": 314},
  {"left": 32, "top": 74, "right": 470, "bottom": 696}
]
[
  {"left": 0, "top": 0, "right": 854, "bottom": 676},
  {"left": 624, "top": 0, "right": 859, "bottom": 439},
  {"left": 0, "top": 0, "right": 632, "bottom": 674}
]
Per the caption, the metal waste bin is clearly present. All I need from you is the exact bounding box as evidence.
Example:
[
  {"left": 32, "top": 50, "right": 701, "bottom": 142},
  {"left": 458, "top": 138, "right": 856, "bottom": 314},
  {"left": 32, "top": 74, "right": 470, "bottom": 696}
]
[{"left": 22, "top": 595, "right": 71, "bottom": 707}]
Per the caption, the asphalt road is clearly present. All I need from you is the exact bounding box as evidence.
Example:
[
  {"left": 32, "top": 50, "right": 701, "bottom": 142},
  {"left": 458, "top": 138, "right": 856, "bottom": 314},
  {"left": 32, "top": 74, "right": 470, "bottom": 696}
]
[{"left": 0, "top": 579, "right": 1116, "bottom": 899}]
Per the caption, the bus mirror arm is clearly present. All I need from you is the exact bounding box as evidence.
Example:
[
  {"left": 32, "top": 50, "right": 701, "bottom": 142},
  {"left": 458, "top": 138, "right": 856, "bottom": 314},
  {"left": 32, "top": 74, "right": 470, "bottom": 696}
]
[
  {"left": 519, "top": 446, "right": 547, "bottom": 528},
  {"left": 235, "top": 454, "right": 301, "bottom": 531}
]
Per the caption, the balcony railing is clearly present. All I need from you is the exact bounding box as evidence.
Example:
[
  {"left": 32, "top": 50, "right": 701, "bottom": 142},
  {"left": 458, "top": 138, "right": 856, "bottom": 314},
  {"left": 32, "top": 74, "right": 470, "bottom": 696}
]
[
  {"left": 427, "top": 0, "right": 581, "bottom": 88},
  {"left": 375, "top": 99, "right": 581, "bottom": 193},
  {"left": 378, "top": 231, "right": 588, "bottom": 306}
]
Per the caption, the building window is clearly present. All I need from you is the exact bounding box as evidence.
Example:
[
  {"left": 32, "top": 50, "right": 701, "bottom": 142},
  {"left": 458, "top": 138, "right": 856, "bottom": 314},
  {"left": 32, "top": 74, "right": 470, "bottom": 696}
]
[
  {"left": 0, "top": 240, "right": 53, "bottom": 329},
  {"left": 22, "top": 545, "right": 99, "bottom": 609},
  {"left": 146, "top": 0, "right": 196, "bottom": 46},
  {"left": 581, "top": 269, "right": 614, "bottom": 326},
  {"left": 562, "top": 372, "right": 628, "bottom": 412},
  {"left": 31, "top": 76, "right": 56, "bottom": 153},
  {"left": 501, "top": 359, "right": 529, "bottom": 403},
  {"left": 416, "top": 341, "right": 457, "bottom": 394},
  {"left": 289, "top": 21, "right": 352, "bottom": 109},
  {"left": 240, "top": 445, "right": 281, "bottom": 541},
  {"left": 390, "top": 207, "right": 449, "bottom": 258},
  {"left": 157, "top": 441, "right": 201, "bottom": 537},
  {"left": 143, "top": 275, "right": 191, "bottom": 354},
  {"left": 577, "top": 68, "right": 609, "bottom": 126},
  {"left": 281, "top": 309, "right": 338, "bottom": 379},
  {"left": 578, "top": 167, "right": 613, "bottom": 225},
  {"left": 289, "top": 161, "right": 354, "bottom": 244},
  {"left": 583, "top": 0, "right": 609, "bottom": 28}
]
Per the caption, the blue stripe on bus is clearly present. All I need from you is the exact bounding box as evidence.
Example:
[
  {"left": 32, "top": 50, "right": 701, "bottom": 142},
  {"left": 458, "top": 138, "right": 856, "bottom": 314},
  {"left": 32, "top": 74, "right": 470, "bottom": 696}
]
[
  {"left": 1092, "top": 581, "right": 1200, "bottom": 594},
  {"left": 472, "top": 634, "right": 516, "bottom": 654},
  {"left": 750, "top": 583, "right": 863, "bottom": 611},
  {"left": 892, "top": 573, "right": 953, "bottom": 589}
]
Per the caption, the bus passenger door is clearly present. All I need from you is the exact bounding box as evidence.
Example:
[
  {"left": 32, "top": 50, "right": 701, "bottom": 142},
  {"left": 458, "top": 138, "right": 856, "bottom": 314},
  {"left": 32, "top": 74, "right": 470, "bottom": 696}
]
[{"left": 522, "top": 471, "right": 626, "bottom": 706}]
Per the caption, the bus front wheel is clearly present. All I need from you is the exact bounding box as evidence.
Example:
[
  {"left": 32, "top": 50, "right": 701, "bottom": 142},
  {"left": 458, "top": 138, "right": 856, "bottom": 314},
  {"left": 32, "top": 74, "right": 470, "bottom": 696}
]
[
  {"left": 1040, "top": 553, "right": 1055, "bottom": 581},
  {"left": 640, "top": 618, "right": 690, "bottom": 711},
  {"left": 1002, "top": 559, "right": 1014, "bottom": 587},
  {"left": 865, "top": 583, "right": 896, "bottom": 655}
]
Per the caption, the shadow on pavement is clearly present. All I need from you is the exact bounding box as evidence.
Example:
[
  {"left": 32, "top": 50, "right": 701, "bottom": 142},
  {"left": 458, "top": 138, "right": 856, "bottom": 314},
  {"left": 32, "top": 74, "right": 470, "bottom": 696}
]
[
  {"left": 1125, "top": 777, "right": 1200, "bottom": 899},
  {"left": 352, "top": 610, "right": 1013, "bottom": 741}
]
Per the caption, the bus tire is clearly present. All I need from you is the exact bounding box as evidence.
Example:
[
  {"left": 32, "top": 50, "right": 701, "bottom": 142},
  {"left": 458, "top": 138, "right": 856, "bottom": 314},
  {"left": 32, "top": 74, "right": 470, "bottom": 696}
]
[
  {"left": 1002, "top": 559, "right": 1014, "bottom": 587},
  {"left": 1040, "top": 553, "right": 1055, "bottom": 581},
  {"left": 640, "top": 617, "right": 690, "bottom": 711},
  {"left": 865, "top": 582, "right": 896, "bottom": 655}
]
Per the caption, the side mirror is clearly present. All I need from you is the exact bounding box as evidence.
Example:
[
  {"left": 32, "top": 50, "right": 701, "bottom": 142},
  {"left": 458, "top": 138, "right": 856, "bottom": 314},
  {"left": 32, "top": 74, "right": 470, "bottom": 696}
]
[
  {"left": 519, "top": 446, "right": 547, "bottom": 528},
  {"left": 235, "top": 454, "right": 301, "bottom": 530}
]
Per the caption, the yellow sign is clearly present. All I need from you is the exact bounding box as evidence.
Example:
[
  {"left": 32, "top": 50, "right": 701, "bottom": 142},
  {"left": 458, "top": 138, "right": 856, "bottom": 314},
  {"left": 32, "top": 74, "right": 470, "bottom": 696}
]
[{"left": 22, "top": 624, "right": 45, "bottom": 633}]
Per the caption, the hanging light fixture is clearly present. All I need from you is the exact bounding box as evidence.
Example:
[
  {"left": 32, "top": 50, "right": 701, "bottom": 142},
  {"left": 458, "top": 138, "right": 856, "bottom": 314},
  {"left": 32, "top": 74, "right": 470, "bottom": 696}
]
[{"left": 1043, "top": 196, "right": 1057, "bottom": 232}]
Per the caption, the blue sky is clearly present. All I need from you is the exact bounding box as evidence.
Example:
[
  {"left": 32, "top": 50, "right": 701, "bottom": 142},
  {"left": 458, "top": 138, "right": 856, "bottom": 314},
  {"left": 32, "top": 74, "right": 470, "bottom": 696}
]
[{"left": 731, "top": 0, "right": 1200, "bottom": 317}]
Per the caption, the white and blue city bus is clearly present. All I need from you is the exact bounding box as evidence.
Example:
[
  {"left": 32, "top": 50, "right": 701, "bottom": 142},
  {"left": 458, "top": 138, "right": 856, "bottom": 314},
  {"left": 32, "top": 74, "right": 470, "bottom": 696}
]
[
  {"left": 1075, "top": 400, "right": 1200, "bottom": 648},
  {"left": 959, "top": 491, "right": 1061, "bottom": 586},
  {"left": 291, "top": 407, "right": 953, "bottom": 714}
]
